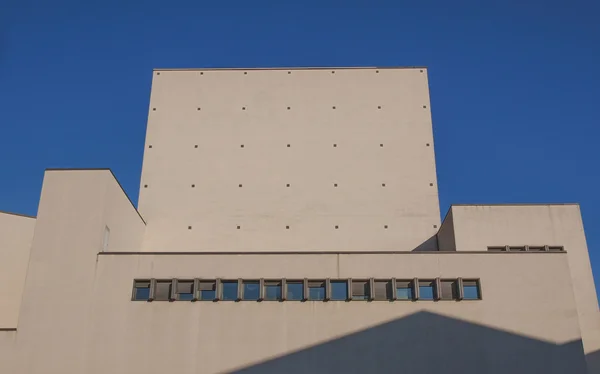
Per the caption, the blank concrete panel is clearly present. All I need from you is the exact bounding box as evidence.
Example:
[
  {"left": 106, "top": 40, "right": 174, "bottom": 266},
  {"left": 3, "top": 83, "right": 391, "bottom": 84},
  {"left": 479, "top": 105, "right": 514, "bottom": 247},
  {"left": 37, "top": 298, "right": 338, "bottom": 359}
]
[{"left": 138, "top": 67, "right": 440, "bottom": 252}]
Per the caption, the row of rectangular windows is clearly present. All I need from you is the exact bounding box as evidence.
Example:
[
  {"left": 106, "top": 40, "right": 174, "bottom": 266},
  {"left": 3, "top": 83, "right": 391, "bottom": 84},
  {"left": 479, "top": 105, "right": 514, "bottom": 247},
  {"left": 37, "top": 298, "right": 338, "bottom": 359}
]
[
  {"left": 487, "top": 245, "right": 564, "bottom": 252},
  {"left": 132, "top": 278, "right": 481, "bottom": 302}
]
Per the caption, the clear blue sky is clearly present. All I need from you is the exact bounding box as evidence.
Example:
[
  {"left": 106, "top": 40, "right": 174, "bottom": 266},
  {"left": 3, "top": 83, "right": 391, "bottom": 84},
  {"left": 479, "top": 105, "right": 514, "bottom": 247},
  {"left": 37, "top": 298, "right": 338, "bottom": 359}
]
[{"left": 1, "top": 1, "right": 599, "bottom": 289}]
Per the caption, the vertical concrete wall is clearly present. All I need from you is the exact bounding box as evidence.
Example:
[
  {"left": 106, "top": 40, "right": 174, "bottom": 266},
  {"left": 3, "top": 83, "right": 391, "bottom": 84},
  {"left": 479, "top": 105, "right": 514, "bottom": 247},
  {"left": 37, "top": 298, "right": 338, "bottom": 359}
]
[
  {"left": 12, "top": 170, "right": 145, "bottom": 373},
  {"left": 138, "top": 67, "right": 440, "bottom": 252},
  {"left": 437, "top": 209, "right": 456, "bottom": 251},
  {"left": 448, "top": 204, "right": 600, "bottom": 371},
  {"left": 0, "top": 212, "right": 35, "bottom": 329},
  {"left": 28, "top": 252, "right": 590, "bottom": 374}
]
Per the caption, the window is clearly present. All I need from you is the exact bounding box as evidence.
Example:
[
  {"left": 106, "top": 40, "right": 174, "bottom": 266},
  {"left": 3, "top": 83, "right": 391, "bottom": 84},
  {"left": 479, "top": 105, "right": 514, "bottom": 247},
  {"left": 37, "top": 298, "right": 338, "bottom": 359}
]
[
  {"left": 154, "top": 280, "right": 172, "bottom": 301},
  {"left": 440, "top": 280, "right": 459, "bottom": 300},
  {"left": 330, "top": 280, "right": 348, "bottom": 300},
  {"left": 242, "top": 280, "right": 260, "bottom": 301},
  {"left": 528, "top": 246, "right": 545, "bottom": 252},
  {"left": 264, "top": 280, "right": 282, "bottom": 301},
  {"left": 198, "top": 280, "right": 216, "bottom": 301},
  {"left": 352, "top": 280, "right": 369, "bottom": 300},
  {"left": 374, "top": 280, "right": 393, "bottom": 300},
  {"left": 133, "top": 280, "right": 151, "bottom": 301},
  {"left": 396, "top": 280, "right": 413, "bottom": 300},
  {"left": 548, "top": 246, "right": 564, "bottom": 252},
  {"left": 508, "top": 246, "right": 526, "bottom": 252},
  {"left": 487, "top": 246, "right": 504, "bottom": 252},
  {"left": 308, "top": 280, "right": 325, "bottom": 300},
  {"left": 176, "top": 280, "right": 194, "bottom": 301},
  {"left": 287, "top": 281, "right": 304, "bottom": 301},
  {"left": 222, "top": 281, "right": 239, "bottom": 301},
  {"left": 462, "top": 280, "right": 481, "bottom": 300},
  {"left": 418, "top": 280, "right": 435, "bottom": 300}
]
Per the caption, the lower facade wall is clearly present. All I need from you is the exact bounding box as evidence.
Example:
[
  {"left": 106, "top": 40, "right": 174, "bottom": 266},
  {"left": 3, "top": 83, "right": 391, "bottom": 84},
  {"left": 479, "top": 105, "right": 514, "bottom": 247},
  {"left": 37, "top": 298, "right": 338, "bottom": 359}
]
[{"left": 1, "top": 251, "right": 590, "bottom": 374}]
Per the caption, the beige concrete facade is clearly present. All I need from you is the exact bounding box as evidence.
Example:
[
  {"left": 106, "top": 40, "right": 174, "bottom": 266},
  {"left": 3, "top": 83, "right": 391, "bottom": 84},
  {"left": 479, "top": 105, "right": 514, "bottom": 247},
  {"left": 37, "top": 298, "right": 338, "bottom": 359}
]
[{"left": 0, "top": 67, "right": 598, "bottom": 373}]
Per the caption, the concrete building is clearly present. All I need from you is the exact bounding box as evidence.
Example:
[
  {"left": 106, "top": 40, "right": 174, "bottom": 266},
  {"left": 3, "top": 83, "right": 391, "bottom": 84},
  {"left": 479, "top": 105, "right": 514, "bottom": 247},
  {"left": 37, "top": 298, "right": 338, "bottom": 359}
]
[{"left": 0, "top": 67, "right": 599, "bottom": 373}]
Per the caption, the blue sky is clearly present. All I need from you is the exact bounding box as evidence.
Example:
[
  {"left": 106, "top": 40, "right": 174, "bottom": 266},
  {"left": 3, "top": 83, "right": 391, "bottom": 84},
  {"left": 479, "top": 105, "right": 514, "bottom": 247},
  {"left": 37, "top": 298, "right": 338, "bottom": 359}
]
[{"left": 1, "top": 1, "right": 599, "bottom": 289}]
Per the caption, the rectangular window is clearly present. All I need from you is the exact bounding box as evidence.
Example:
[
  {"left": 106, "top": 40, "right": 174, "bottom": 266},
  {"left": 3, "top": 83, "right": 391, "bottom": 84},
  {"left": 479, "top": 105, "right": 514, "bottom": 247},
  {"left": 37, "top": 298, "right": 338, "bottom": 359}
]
[
  {"left": 487, "top": 246, "right": 504, "bottom": 252},
  {"left": 396, "top": 280, "right": 413, "bottom": 300},
  {"left": 548, "top": 246, "right": 564, "bottom": 252},
  {"left": 198, "top": 280, "right": 216, "bottom": 301},
  {"left": 508, "top": 246, "right": 526, "bottom": 252},
  {"left": 242, "top": 280, "right": 260, "bottom": 301},
  {"left": 133, "top": 280, "right": 151, "bottom": 301},
  {"left": 264, "top": 280, "right": 282, "bottom": 301},
  {"left": 440, "top": 280, "right": 459, "bottom": 300},
  {"left": 287, "top": 281, "right": 304, "bottom": 301},
  {"left": 351, "top": 280, "right": 369, "bottom": 300},
  {"left": 308, "top": 280, "right": 325, "bottom": 300},
  {"left": 374, "top": 280, "right": 393, "bottom": 300},
  {"left": 418, "top": 280, "right": 435, "bottom": 300},
  {"left": 463, "top": 280, "right": 481, "bottom": 300},
  {"left": 528, "top": 246, "right": 545, "bottom": 252},
  {"left": 176, "top": 280, "right": 194, "bottom": 301},
  {"left": 154, "top": 280, "right": 172, "bottom": 301},
  {"left": 330, "top": 280, "right": 348, "bottom": 300},
  {"left": 222, "top": 280, "right": 239, "bottom": 301}
]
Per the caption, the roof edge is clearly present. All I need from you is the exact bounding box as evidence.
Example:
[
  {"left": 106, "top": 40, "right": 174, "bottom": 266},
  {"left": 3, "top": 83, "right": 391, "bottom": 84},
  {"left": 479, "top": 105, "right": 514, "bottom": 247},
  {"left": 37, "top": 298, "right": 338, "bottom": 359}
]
[
  {"left": 153, "top": 66, "right": 428, "bottom": 72},
  {"left": 0, "top": 210, "right": 36, "bottom": 219},
  {"left": 450, "top": 203, "right": 580, "bottom": 207},
  {"left": 45, "top": 168, "right": 146, "bottom": 225}
]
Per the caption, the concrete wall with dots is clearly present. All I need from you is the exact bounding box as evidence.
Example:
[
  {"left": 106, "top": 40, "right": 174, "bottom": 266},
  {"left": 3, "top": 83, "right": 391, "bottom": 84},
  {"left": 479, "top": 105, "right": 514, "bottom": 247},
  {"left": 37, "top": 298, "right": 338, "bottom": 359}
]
[{"left": 138, "top": 67, "right": 440, "bottom": 252}]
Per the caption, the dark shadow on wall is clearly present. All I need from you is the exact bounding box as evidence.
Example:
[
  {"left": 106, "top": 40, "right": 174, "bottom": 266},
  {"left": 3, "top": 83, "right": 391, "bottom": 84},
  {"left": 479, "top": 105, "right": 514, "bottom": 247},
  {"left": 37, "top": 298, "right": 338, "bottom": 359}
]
[
  {"left": 411, "top": 235, "right": 438, "bottom": 252},
  {"left": 229, "top": 311, "right": 588, "bottom": 374},
  {"left": 586, "top": 349, "right": 600, "bottom": 373}
]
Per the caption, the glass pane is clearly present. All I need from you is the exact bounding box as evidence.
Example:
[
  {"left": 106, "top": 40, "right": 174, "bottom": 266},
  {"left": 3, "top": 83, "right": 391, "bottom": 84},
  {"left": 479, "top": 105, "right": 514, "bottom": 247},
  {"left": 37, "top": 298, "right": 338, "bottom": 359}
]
[
  {"left": 265, "top": 285, "right": 282, "bottom": 300},
  {"left": 287, "top": 282, "right": 303, "bottom": 301},
  {"left": 330, "top": 281, "right": 347, "bottom": 300},
  {"left": 440, "top": 281, "right": 457, "bottom": 300},
  {"left": 178, "top": 293, "right": 194, "bottom": 301},
  {"left": 177, "top": 281, "right": 193, "bottom": 293},
  {"left": 352, "top": 281, "right": 369, "bottom": 300},
  {"left": 309, "top": 285, "right": 325, "bottom": 300},
  {"left": 374, "top": 281, "right": 392, "bottom": 300},
  {"left": 243, "top": 282, "right": 260, "bottom": 300},
  {"left": 134, "top": 287, "right": 150, "bottom": 300},
  {"left": 222, "top": 281, "right": 238, "bottom": 301},
  {"left": 155, "top": 282, "right": 171, "bottom": 301},
  {"left": 396, "top": 286, "right": 413, "bottom": 300},
  {"left": 463, "top": 285, "right": 480, "bottom": 300},
  {"left": 419, "top": 283, "right": 434, "bottom": 300},
  {"left": 199, "top": 289, "right": 215, "bottom": 301}
]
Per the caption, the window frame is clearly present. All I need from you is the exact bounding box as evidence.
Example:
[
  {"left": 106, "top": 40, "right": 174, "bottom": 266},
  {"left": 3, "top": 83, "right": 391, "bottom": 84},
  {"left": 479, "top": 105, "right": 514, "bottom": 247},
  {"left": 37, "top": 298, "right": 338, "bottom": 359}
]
[
  {"left": 263, "top": 279, "right": 283, "bottom": 301},
  {"left": 330, "top": 279, "right": 349, "bottom": 301},
  {"left": 373, "top": 279, "right": 393, "bottom": 301},
  {"left": 196, "top": 279, "right": 217, "bottom": 301},
  {"left": 173, "top": 279, "right": 195, "bottom": 301},
  {"left": 439, "top": 278, "right": 459, "bottom": 301},
  {"left": 394, "top": 279, "right": 414, "bottom": 301},
  {"left": 307, "top": 279, "right": 326, "bottom": 301},
  {"left": 417, "top": 279, "right": 435, "bottom": 301},
  {"left": 461, "top": 278, "right": 482, "bottom": 300},
  {"left": 221, "top": 279, "right": 241, "bottom": 301},
  {"left": 153, "top": 279, "right": 173, "bottom": 301},
  {"left": 350, "top": 279, "right": 370, "bottom": 301},
  {"left": 132, "top": 279, "right": 152, "bottom": 301},
  {"left": 285, "top": 280, "right": 305, "bottom": 301}
]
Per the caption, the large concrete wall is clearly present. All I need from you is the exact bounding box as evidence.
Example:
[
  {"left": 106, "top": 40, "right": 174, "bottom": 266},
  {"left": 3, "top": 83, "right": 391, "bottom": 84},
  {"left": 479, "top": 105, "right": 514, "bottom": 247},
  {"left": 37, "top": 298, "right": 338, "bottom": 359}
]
[
  {"left": 2, "top": 247, "right": 588, "bottom": 373},
  {"left": 0, "top": 212, "right": 35, "bottom": 329},
  {"left": 448, "top": 204, "right": 600, "bottom": 371},
  {"left": 138, "top": 67, "right": 440, "bottom": 252},
  {"left": 4, "top": 170, "right": 146, "bottom": 373}
]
